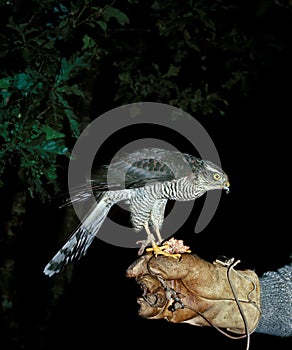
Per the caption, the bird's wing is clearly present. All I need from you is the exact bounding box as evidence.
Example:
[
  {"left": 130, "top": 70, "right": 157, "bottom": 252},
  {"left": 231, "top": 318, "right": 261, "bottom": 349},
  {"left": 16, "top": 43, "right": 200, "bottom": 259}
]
[
  {"left": 92, "top": 148, "right": 196, "bottom": 190},
  {"left": 98, "top": 158, "right": 175, "bottom": 189},
  {"left": 59, "top": 156, "right": 171, "bottom": 207},
  {"left": 63, "top": 148, "right": 200, "bottom": 206}
]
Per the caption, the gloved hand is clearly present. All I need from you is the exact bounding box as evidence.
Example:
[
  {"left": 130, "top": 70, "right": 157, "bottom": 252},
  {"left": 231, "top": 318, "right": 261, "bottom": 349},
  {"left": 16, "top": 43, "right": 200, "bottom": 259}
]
[{"left": 126, "top": 252, "right": 261, "bottom": 336}]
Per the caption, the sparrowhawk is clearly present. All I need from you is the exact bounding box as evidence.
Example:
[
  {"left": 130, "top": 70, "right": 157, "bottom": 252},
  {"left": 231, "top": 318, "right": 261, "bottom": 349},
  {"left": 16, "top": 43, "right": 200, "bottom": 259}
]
[{"left": 43, "top": 148, "right": 230, "bottom": 276}]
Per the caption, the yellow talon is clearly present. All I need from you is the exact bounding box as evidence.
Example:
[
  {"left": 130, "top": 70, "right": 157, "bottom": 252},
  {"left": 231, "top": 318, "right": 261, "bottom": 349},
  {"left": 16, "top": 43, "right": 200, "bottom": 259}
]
[{"left": 146, "top": 242, "right": 181, "bottom": 259}]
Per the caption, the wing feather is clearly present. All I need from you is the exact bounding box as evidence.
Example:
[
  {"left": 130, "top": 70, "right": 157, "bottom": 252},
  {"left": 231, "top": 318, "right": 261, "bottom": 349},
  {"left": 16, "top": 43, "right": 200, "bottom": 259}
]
[{"left": 64, "top": 148, "right": 203, "bottom": 205}]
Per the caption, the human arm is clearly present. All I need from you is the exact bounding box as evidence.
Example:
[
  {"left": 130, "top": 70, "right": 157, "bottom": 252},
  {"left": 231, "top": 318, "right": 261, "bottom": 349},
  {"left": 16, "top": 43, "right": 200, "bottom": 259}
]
[
  {"left": 126, "top": 253, "right": 291, "bottom": 337},
  {"left": 255, "top": 262, "right": 292, "bottom": 337}
]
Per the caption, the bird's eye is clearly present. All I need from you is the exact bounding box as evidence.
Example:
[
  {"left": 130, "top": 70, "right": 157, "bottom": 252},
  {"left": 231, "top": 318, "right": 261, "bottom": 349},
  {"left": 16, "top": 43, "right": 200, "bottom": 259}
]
[{"left": 213, "top": 173, "right": 221, "bottom": 181}]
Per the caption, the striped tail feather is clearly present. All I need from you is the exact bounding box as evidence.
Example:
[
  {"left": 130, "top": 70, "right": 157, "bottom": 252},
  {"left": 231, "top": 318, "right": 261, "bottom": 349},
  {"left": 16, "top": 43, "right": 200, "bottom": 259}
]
[{"left": 43, "top": 193, "right": 114, "bottom": 276}]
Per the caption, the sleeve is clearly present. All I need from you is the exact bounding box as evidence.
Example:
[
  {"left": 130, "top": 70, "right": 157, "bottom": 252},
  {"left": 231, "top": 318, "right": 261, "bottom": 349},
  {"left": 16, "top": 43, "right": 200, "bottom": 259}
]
[{"left": 255, "top": 262, "right": 292, "bottom": 337}]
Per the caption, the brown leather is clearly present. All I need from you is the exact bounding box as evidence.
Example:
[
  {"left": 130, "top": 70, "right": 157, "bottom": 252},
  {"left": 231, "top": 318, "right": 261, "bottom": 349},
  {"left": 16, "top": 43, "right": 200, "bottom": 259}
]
[{"left": 126, "top": 253, "right": 261, "bottom": 335}]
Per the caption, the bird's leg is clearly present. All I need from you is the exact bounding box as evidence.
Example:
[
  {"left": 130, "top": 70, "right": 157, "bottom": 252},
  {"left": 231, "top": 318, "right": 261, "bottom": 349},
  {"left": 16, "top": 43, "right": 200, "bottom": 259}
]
[
  {"left": 136, "top": 223, "right": 156, "bottom": 255},
  {"left": 154, "top": 226, "right": 163, "bottom": 244}
]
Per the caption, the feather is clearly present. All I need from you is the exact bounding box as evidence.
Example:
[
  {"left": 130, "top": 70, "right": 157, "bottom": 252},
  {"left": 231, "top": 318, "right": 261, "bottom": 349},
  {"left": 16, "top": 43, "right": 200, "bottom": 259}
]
[{"left": 43, "top": 193, "right": 114, "bottom": 276}]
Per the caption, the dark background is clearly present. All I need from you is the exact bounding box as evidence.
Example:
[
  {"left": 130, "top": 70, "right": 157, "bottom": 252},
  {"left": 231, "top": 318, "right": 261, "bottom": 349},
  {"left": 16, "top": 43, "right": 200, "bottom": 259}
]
[{"left": 0, "top": 1, "right": 291, "bottom": 349}]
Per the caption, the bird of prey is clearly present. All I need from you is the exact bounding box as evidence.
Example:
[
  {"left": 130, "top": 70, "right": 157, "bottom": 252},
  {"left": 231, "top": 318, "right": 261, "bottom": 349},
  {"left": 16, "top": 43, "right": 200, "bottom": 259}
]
[{"left": 43, "top": 148, "right": 230, "bottom": 276}]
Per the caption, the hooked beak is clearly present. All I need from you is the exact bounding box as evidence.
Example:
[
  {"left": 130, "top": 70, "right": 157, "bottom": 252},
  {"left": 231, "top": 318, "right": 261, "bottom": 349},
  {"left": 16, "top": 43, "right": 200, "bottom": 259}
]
[{"left": 223, "top": 181, "right": 230, "bottom": 193}]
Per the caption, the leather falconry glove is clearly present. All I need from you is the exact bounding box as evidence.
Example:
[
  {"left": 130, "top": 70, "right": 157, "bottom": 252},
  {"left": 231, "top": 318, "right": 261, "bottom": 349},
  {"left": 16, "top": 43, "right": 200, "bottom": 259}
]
[{"left": 126, "top": 253, "right": 261, "bottom": 337}]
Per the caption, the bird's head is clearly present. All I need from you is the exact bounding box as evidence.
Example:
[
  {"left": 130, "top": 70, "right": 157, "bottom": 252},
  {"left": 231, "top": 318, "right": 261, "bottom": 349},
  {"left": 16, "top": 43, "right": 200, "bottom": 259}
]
[{"left": 195, "top": 160, "right": 230, "bottom": 193}]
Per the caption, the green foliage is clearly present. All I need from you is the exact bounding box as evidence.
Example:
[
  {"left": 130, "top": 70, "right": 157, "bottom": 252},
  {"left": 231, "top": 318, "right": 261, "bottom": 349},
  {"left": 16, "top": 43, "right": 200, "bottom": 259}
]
[{"left": 0, "top": 0, "right": 129, "bottom": 200}]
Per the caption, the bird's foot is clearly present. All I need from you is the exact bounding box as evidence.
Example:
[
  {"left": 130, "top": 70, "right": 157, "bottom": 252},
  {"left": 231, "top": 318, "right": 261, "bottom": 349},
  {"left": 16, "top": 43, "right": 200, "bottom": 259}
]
[
  {"left": 137, "top": 233, "right": 156, "bottom": 255},
  {"left": 146, "top": 238, "right": 192, "bottom": 259},
  {"left": 146, "top": 242, "right": 182, "bottom": 259}
]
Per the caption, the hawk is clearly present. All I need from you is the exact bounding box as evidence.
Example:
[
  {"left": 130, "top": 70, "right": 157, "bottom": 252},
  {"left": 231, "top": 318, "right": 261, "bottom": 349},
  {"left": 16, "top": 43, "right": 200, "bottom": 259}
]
[{"left": 43, "top": 148, "right": 230, "bottom": 276}]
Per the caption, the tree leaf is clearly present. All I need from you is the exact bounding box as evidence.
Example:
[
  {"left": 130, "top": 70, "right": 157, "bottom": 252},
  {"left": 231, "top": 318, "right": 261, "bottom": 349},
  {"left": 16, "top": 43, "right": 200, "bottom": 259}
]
[
  {"left": 82, "top": 35, "right": 95, "bottom": 50},
  {"left": 97, "top": 20, "right": 107, "bottom": 32},
  {"left": 43, "top": 126, "right": 65, "bottom": 140},
  {"left": 165, "top": 64, "right": 180, "bottom": 77},
  {"left": 42, "top": 139, "right": 68, "bottom": 155},
  {"left": 14, "top": 73, "right": 33, "bottom": 92},
  {"left": 0, "top": 77, "right": 11, "bottom": 89},
  {"left": 68, "top": 84, "right": 85, "bottom": 97},
  {"left": 103, "top": 7, "right": 129, "bottom": 25}
]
